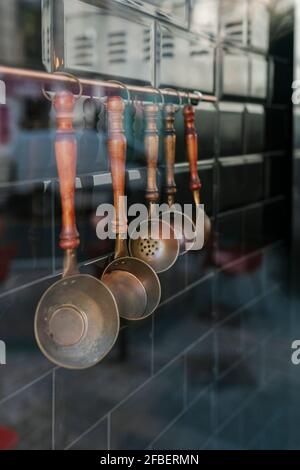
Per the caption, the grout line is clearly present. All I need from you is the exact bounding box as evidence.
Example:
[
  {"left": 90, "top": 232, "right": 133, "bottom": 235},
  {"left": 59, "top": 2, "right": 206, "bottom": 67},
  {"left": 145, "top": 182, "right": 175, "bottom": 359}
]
[
  {"left": 150, "top": 361, "right": 280, "bottom": 451},
  {"left": 216, "top": 283, "right": 281, "bottom": 332},
  {"left": 217, "top": 328, "right": 279, "bottom": 385},
  {"left": 246, "top": 410, "right": 282, "bottom": 450},
  {"left": 158, "top": 271, "right": 215, "bottom": 309},
  {"left": 65, "top": 414, "right": 108, "bottom": 450},
  {"left": 0, "top": 238, "right": 284, "bottom": 302},
  {"left": 147, "top": 384, "right": 214, "bottom": 450},
  {"left": 213, "top": 373, "right": 277, "bottom": 439},
  {"left": 218, "top": 197, "right": 286, "bottom": 218},
  {"left": 70, "top": 281, "right": 283, "bottom": 449},
  {"left": 0, "top": 367, "right": 58, "bottom": 407}
]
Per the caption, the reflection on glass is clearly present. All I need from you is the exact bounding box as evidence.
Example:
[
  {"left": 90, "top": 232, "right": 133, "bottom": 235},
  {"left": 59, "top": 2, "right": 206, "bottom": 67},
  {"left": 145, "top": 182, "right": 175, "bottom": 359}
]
[
  {"left": 158, "top": 26, "right": 214, "bottom": 92},
  {"left": 190, "top": 0, "right": 219, "bottom": 40},
  {"left": 250, "top": 54, "right": 267, "bottom": 98},
  {"left": 220, "top": 0, "right": 248, "bottom": 46},
  {"left": 249, "top": 0, "right": 270, "bottom": 52},
  {"left": 145, "top": 0, "right": 187, "bottom": 22},
  {"left": 223, "top": 48, "right": 249, "bottom": 96},
  {"left": 51, "top": 0, "right": 153, "bottom": 83}
]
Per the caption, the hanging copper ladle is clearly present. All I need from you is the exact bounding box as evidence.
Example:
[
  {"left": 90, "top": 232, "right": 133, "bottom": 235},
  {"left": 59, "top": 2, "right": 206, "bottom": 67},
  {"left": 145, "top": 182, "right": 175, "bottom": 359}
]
[
  {"left": 129, "top": 88, "right": 180, "bottom": 273},
  {"left": 161, "top": 88, "right": 196, "bottom": 255},
  {"left": 183, "top": 96, "right": 211, "bottom": 247},
  {"left": 35, "top": 78, "right": 119, "bottom": 369},
  {"left": 101, "top": 92, "right": 161, "bottom": 321}
]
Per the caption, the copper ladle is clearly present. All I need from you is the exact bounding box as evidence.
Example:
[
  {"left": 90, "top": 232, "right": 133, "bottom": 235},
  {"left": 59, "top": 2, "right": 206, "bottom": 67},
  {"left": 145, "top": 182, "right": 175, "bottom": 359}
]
[
  {"left": 162, "top": 99, "right": 196, "bottom": 255},
  {"left": 183, "top": 103, "right": 211, "bottom": 246},
  {"left": 129, "top": 99, "right": 180, "bottom": 273},
  {"left": 35, "top": 88, "right": 119, "bottom": 369},
  {"left": 102, "top": 96, "right": 161, "bottom": 321}
]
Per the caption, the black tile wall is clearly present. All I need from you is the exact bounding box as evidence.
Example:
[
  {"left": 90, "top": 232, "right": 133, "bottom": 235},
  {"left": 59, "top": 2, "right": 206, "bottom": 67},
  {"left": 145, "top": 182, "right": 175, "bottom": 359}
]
[
  {"left": 54, "top": 317, "right": 153, "bottom": 449},
  {"left": 153, "top": 280, "right": 213, "bottom": 372},
  {"left": 0, "top": 374, "right": 53, "bottom": 450},
  {"left": 219, "top": 103, "right": 245, "bottom": 157},
  {"left": 110, "top": 358, "right": 185, "bottom": 450},
  {"left": 152, "top": 389, "right": 213, "bottom": 450},
  {"left": 0, "top": 0, "right": 294, "bottom": 451}
]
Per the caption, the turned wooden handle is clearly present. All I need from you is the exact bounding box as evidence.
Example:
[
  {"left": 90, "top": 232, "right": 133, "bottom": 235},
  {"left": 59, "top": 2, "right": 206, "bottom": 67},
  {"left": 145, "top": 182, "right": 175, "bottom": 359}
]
[
  {"left": 53, "top": 90, "right": 79, "bottom": 251},
  {"left": 183, "top": 105, "right": 201, "bottom": 192},
  {"left": 107, "top": 96, "right": 127, "bottom": 235},
  {"left": 144, "top": 103, "right": 159, "bottom": 204},
  {"left": 163, "top": 104, "right": 177, "bottom": 199}
]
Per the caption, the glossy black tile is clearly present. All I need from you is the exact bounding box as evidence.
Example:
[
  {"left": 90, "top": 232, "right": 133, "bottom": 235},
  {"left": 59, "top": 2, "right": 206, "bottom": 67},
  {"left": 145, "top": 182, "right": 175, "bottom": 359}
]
[
  {"left": 216, "top": 211, "right": 244, "bottom": 263},
  {"left": 242, "top": 157, "right": 264, "bottom": 205},
  {"left": 153, "top": 279, "right": 213, "bottom": 372},
  {"left": 68, "top": 418, "right": 108, "bottom": 450},
  {"left": 266, "top": 154, "right": 290, "bottom": 199},
  {"left": 54, "top": 316, "right": 153, "bottom": 449},
  {"left": 0, "top": 181, "right": 53, "bottom": 294},
  {"left": 215, "top": 358, "right": 257, "bottom": 429},
  {"left": 0, "top": 374, "right": 52, "bottom": 450},
  {"left": 243, "top": 204, "right": 264, "bottom": 254},
  {"left": 270, "top": 58, "right": 293, "bottom": 105},
  {"left": 152, "top": 390, "right": 213, "bottom": 450},
  {"left": 215, "top": 252, "right": 265, "bottom": 320},
  {"left": 0, "top": 277, "right": 58, "bottom": 401},
  {"left": 244, "top": 105, "right": 265, "bottom": 155},
  {"left": 219, "top": 103, "right": 245, "bottom": 157},
  {"left": 265, "top": 107, "right": 288, "bottom": 151},
  {"left": 263, "top": 199, "right": 289, "bottom": 245},
  {"left": 218, "top": 159, "right": 244, "bottom": 211},
  {"left": 110, "top": 358, "right": 184, "bottom": 450},
  {"left": 186, "top": 332, "right": 215, "bottom": 402},
  {"left": 216, "top": 314, "right": 243, "bottom": 377}
]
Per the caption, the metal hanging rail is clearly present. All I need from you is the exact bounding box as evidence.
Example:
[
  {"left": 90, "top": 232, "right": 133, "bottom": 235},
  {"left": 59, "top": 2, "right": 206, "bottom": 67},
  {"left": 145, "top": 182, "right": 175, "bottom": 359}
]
[{"left": 0, "top": 66, "right": 217, "bottom": 104}]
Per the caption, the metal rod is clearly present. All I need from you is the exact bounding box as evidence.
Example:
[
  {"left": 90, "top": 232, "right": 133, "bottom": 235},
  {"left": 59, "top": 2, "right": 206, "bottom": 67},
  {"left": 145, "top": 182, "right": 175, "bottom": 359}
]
[{"left": 0, "top": 65, "right": 217, "bottom": 103}]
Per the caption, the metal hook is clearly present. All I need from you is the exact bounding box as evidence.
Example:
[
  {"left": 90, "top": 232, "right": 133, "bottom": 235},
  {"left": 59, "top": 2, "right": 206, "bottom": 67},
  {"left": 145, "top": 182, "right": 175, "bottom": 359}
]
[
  {"left": 144, "top": 85, "right": 165, "bottom": 108},
  {"left": 41, "top": 71, "right": 83, "bottom": 102},
  {"left": 186, "top": 90, "right": 203, "bottom": 106},
  {"left": 162, "top": 87, "right": 183, "bottom": 113},
  {"left": 107, "top": 80, "right": 131, "bottom": 103}
]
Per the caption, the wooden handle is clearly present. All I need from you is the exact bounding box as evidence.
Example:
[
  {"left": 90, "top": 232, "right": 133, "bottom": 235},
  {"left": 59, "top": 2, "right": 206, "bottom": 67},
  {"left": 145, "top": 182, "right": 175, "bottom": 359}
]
[
  {"left": 183, "top": 105, "right": 201, "bottom": 193},
  {"left": 144, "top": 103, "right": 159, "bottom": 204},
  {"left": 107, "top": 96, "right": 127, "bottom": 235},
  {"left": 163, "top": 104, "right": 177, "bottom": 201},
  {"left": 53, "top": 90, "right": 79, "bottom": 251}
]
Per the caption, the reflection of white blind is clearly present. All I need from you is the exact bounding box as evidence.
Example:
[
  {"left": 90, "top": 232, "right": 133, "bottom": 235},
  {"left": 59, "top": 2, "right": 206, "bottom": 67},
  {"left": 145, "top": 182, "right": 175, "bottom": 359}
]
[
  {"left": 190, "top": 0, "right": 218, "bottom": 38},
  {"left": 108, "top": 31, "right": 127, "bottom": 65},
  {"left": 64, "top": 0, "right": 151, "bottom": 81},
  {"left": 221, "top": 0, "right": 248, "bottom": 45},
  {"left": 73, "top": 32, "right": 97, "bottom": 68},
  {"left": 162, "top": 32, "right": 174, "bottom": 58}
]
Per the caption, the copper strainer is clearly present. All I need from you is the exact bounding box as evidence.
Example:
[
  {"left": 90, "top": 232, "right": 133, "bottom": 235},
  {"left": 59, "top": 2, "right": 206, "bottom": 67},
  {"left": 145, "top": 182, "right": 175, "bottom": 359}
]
[{"left": 129, "top": 100, "right": 180, "bottom": 273}]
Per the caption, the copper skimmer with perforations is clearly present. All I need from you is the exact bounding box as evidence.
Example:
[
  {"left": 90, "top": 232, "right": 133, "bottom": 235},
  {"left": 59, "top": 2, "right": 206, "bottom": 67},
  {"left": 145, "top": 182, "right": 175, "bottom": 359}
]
[
  {"left": 101, "top": 96, "right": 161, "bottom": 321},
  {"left": 129, "top": 103, "right": 180, "bottom": 273}
]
